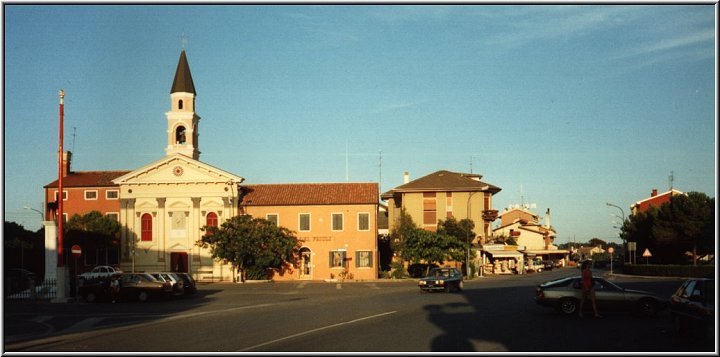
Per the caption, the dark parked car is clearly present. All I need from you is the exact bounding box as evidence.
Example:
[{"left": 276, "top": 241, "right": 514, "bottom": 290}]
[
  {"left": 80, "top": 273, "right": 172, "bottom": 302},
  {"left": 175, "top": 272, "right": 197, "bottom": 295},
  {"left": 418, "top": 267, "right": 464, "bottom": 293},
  {"left": 542, "top": 260, "right": 554, "bottom": 271},
  {"left": 535, "top": 276, "right": 666, "bottom": 316},
  {"left": 669, "top": 278, "right": 714, "bottom": 339},
  {"left": 5, "top": 268, "right": 38, "bottom": 295}
]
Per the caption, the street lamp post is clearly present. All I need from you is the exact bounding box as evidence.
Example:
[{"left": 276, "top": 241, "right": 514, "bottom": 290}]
[{"left": 605, "top": 202, "right": 626, "bottom": 264}]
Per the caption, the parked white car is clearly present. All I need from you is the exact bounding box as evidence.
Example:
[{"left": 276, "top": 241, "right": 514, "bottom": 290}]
[{"left": 77, "top": 265, "right": 123, "bottom": 283}]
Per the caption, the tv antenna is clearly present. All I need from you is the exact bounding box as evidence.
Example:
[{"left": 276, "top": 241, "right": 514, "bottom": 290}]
[
  {"left": 668, "top": 171, "right": 674, "bottom": 190},
  {"left": 378, "top": 150, "right": 382, "bottom": 193},
  {"left": 71, "top": 126, "right": 77, "bottom": 152}
]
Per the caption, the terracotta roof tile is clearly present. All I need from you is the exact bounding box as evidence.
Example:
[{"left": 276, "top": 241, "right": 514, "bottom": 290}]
[
  {"left": 239, "top": 183, "right": 378, "bottom": 206},
  {"left": 44, "top": 171, "right": 131, "bottom": 188},
  {"left": 381, "top": 170, "right": 501, "bottom": 199}
]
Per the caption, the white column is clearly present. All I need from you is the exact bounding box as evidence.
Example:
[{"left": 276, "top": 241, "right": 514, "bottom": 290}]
[{"left": 43, "top": 220, "right": 57, "bottom": 281}]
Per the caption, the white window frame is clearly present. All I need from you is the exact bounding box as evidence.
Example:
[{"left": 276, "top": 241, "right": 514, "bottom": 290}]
[
  {"left": 266, "top": 213, "right": 279, "bottom": 227},
  {"left": 298, "top": 213, "right": 311, "bottom": 232},
  {"left": 331, "top": 213, "right": 344, "bottom": 232},
  {"left": 106, "top": 190, "right": 119, "bottom": 200},
  {"left": 84, "top": 190, "right": 98, "bottom": 200},
  {"left": 54, "top": 190, "right": 68, "bottom": 201},
  {"left": 356, "top": 250, "right": 373, "bottom": 268},
  {"left": 357, "top": 212, "right": 370, "bottom": 231},
  {"left": 329, "top": 250, "right": 346, "bottom": 268}
]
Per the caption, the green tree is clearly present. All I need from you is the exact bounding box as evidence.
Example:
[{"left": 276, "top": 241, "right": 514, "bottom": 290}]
[
  {"left": 437, "top": 216, "right": 476, "bottom": 271},
  {"left": 197, "top": 215, "right": 300, "bottom": 281},
  {"left": 651, "top": 192, "right": 714, "bottom": 265},
  {"left": 389, "top": 208, "right": 417, "bottom": 259},
  {"left": 622, "top": 192, "right": 714, "bottom": 265},
  {"left": 64, "top": 211, "right": 121, "bottom": 266},
  {"left": 402, "top": 228, "right": 465, "bottom": 276},
  {"left": 588, "top": 238, "right": 607, "bottom": 247},
  {"left": 4, "top": 221, "right": 44, "bottom": 274}
]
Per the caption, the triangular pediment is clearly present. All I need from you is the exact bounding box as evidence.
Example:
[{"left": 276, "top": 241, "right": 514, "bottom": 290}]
[
  {"left": 113, "top": 155, "right": 243, "bottom": 185},
  {"left": 168, "top": 243, "right": 190, "bottom": 251}
]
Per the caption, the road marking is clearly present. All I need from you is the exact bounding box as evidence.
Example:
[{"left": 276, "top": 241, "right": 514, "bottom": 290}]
[
  {"left": 297, "top": 281, "right": 308, "bottom": 289},
  {"left": 32, "top": 316, "right": 53, "bottom": 323},
  {"left": 65, "top": 317, "right": 103, "bottom": 333},
  {"left": 366, "top": 283, "right": 380, "bottom": 289},
  {"left": 336, "top": 283, "right": 343, "bottom": 290},
  {"left": 237, "top": 311, "right": 397, "bottom": 352}
]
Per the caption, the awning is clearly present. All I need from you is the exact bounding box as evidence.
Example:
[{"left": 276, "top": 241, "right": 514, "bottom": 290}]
[
  {"left": 484, "top": 250, "right": 524, "bottom": 258},
  {"left": 523, "top": 250, "right": 570, "bottom": 255}
]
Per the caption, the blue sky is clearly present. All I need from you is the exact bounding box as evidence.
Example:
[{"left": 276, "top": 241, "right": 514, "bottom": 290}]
[{"left": 3, "top": 4, "right": 716, "bottom": 245}]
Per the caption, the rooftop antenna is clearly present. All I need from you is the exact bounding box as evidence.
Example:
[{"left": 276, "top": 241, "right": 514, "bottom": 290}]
[
  {"left": 669, "top": 171, "right": 674, "bottom": 190},
  {"left": 71, "top": 126, "right": 77, "bottom": 152},
  {"left": 378, "top": 150, "right": 382, "bottom": 193}
]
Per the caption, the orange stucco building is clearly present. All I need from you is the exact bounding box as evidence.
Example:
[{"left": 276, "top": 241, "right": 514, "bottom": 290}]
[{"left": 239, "top": 183, "right": 379, "bottom": 281}]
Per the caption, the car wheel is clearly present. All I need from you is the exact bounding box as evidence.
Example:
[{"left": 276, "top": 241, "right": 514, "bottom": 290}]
[
  {"left": 673, "top": 314, "right": 688, "bottom": 335},
  {"left": 558, "top": 298, "right": 578, "bottom": 315},
  {"left": 137, "top": 290, "right": 149, "bottom": 302},
  {"left": 638, "top": 299, "right": 658, "bottom": 316},
  {"left": 85, "top": 292, "right": 96, "bottom": 303},
  {"left": 444, "top": 285, "right": 450, "bottom": 293},
  {"left": 456, "top": 281, "right": 464, "bottom": 292}
]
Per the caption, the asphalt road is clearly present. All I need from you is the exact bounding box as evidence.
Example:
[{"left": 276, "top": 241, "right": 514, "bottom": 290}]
[{"left": 3, "top": 268, "right": 716, "bottom": 353}]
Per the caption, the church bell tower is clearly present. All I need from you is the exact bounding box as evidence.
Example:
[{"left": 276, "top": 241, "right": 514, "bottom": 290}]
[{"left": 165, "top": 49, "right": 200, "bottom": 159}]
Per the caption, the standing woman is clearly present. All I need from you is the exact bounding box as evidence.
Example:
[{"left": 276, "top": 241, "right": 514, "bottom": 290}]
[
  {"left": 578, "top": 260, "right": 601, "bottom": 318},
  {"left": 110, "top": 275, "right": 120, "bottom": 303}
]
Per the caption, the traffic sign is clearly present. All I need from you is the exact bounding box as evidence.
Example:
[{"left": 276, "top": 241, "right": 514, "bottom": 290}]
[
  {"left": 642, "top": 248, "right": 652, "bottom": 257},
  {"left": 608, "top": 247, "right": 615, "bottom": 254},
  {"left": 71, "top": 244, "right": 82, "bottom": 257}
]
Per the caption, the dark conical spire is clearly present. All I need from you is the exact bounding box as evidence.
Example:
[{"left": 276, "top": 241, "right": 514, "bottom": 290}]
[{"left": 171, "top": 50, "right": 196, "bottom": 94}]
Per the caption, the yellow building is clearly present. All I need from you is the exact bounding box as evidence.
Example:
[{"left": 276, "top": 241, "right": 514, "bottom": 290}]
[
  {"left": 381, "top": 170, "right": 501, "bottom": 241},
  {"left": 381, "top": 170, "right": 501, "bottom": 276}
]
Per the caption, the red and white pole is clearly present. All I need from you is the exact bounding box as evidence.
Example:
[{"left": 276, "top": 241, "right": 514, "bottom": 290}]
[{"left": 57, "top": 89, "right": 64, "bottom": 267}]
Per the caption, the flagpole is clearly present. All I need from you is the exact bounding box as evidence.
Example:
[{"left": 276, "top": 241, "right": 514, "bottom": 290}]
[{"left": 58, "top": 89, "right": 64, "bottom": 267}]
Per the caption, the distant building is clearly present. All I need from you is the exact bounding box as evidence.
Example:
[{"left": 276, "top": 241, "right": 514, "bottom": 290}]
[
  {"left": 491, "top": 207, "right": 568, "bottom": 267},
  {"left": 630, "top": 188, "right": 685, "bottom": 215}
]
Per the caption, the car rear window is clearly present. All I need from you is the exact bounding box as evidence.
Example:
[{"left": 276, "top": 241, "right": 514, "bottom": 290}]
[{"left": 540, "top": 277, "right": 575, "bottom": 288}]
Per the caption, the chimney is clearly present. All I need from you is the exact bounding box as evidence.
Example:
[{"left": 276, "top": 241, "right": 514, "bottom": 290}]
[
  {"left": 62, "top": 151, "right": 72, "bottom": 177},
  {"left": 403, "top": 171, "right": 409, "bottom": 184},
  {"left": 651, "top": 189, "right": 657, "bottom": 197}
]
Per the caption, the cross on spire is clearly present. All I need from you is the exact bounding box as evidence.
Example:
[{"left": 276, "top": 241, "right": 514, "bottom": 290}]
[{"left": 181, "top": 33, "right": 188, "bottom": 50}]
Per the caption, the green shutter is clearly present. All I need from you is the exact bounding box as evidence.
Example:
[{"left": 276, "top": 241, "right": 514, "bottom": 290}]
[
  {"left": 355, "top": 251, "right": 360, "bottom": 268},
  {"left": 329, "top": 251, "right": 333, "bottom": 268}
]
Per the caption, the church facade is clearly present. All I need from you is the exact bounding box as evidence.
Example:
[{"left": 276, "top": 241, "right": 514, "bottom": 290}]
[{"left": 112, "top": 50, "right": 244, "bottom": 282}]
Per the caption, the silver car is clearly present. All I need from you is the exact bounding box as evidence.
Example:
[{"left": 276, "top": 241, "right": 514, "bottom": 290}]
[
  {"left": 535, "top": 276, "right": 666, "bottom": 316},
  {"left": 148, "top": 272, "right": 184, "bottom": 296}
]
